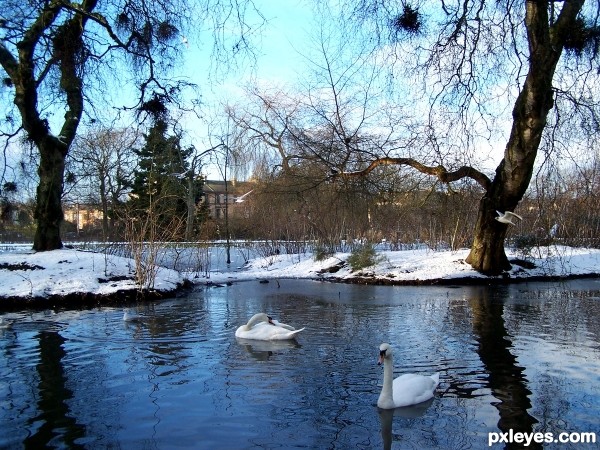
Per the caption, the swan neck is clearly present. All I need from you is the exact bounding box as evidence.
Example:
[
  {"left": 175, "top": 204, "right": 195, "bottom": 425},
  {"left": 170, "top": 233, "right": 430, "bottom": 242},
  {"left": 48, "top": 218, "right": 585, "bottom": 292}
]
[
  {"left": 379, "top": 355, "right": 395, "bottom": 408},
  {"left": 383, "top": 356, "right": 394, "bottom": 391},
  {"left": 245, "top": 314, "right": 264, "bottom": 330}
]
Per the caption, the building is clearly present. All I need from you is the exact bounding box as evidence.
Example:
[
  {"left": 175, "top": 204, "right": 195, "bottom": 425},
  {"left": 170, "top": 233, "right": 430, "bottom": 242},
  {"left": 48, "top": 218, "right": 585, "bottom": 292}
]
[
  {"left": 202, "top": 180, "right": 255, "bottom": 219},
  {"left": 63, "top": 204, "right": 103, "bottom": 231}
]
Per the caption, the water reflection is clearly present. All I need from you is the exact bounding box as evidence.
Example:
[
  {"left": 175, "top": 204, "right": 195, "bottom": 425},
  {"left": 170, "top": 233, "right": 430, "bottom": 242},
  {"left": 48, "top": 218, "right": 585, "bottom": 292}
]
[
  {"left": 379, "top": 399, "right": 434, "bottom": 450},
  {"left": 0, "top": 280, "right": 599, "bottom": 449},
  {"left": 24, "top": 330, "right": 86, "bottom": 449},
  {"left": 235, "top": 338, "right": 301, "bottom": 361},
  {"left": 470, "top": 288, "right": 540, "bottom": 450}
]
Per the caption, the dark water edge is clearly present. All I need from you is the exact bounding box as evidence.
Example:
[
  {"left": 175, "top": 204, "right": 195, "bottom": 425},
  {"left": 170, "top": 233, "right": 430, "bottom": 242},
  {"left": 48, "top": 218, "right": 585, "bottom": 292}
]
[{"left": 0, "top": 279, "right": 194, "bottom": 313}]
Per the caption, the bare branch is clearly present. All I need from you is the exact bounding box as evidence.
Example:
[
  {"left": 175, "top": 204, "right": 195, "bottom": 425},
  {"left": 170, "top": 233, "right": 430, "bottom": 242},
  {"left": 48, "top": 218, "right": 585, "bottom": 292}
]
[{"left": 335, "top": 156, "right": 492, "bottom": 191}]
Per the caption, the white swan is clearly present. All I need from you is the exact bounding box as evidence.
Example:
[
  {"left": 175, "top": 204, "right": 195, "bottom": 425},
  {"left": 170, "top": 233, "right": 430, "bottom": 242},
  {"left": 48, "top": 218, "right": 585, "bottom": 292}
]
[
  {"left": 377, "top": 343, "right": 440, "bottom": 409},
  {"left": 235, "top": 313, "right": 305, "bottom": 340},
  {"left": 495, "top": 210, "right": 522, "bottom": 226},
  {"left": 270, "top": 318, "right": 295, "bottom": 331}
]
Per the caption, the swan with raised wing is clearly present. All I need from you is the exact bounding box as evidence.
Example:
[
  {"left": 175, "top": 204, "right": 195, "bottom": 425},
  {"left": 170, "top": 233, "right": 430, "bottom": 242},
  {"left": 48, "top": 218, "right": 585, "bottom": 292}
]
[
  {"left": 235, "top": 313, "right": 304, "bottom": 340},
  {"left": 377, "top": 343, "right": 440, "bottom": 409}
]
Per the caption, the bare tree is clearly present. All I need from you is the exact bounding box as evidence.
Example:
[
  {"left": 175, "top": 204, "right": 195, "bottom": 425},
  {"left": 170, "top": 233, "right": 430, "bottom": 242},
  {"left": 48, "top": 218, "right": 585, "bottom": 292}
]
[
  {"left": 225, "top": 86, "right": 305, "bottom": 175},
  {"left": 0, "top": 0, "right": 264, "bottom": 251},
  {"left": 68, "top": 127, "right": 139, "bottom": 239},
  {"left": 227, "top": 2, "right": 600, "bottom": 275},
  {"left": 323, "top": 0, "right": 600, "bottom": 274}
]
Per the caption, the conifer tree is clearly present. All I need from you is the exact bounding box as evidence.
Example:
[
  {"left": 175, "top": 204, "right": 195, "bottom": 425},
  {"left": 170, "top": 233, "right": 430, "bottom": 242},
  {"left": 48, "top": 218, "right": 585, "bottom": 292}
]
[{"left": 129, "top": 120, "right": 201, "bottom": 238}]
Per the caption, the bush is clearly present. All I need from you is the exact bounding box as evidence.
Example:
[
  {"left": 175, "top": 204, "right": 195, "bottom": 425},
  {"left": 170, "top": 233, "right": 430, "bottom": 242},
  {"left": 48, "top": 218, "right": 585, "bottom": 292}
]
[
  {"left": 347, "top": 244, "right": 382, "bottom": 271},
  {"left": 314, "top": 243, "right": 334, "bottom": 262}
]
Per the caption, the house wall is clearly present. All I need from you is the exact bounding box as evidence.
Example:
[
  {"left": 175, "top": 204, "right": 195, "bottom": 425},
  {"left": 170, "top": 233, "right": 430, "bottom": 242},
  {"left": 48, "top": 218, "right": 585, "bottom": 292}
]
[{"left": 202, "top": 180, "right": 254, "bottom": 219}]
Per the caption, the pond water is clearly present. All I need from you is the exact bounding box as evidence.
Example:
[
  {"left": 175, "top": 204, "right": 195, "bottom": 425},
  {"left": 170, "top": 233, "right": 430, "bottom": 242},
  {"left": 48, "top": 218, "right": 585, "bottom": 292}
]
[{"left": 1, "top": 279, "right": 599, "bottom": 449}]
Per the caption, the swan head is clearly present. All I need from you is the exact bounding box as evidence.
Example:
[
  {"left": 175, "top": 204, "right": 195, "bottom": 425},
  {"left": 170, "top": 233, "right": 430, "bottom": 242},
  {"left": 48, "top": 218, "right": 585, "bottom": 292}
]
[
  {"left": 246, "top": 313, "right": 275, "bottom": 328},
  {"left": 378, "top": 343, "right": 392, "bottom": 365},
  {"left": 259, "top": 313, "right": 275, "bottom": 324}
]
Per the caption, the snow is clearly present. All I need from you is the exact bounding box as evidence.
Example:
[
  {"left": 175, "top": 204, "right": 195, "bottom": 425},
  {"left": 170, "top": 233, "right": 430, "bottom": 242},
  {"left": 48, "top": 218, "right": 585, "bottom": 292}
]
[
  {"left": 0, "top": 248, "right": 184, "bottom": 301},
  {"left": 203, "top": 245, "right": 600, "bottom": 284},
  {"left": 1, "top": 245, "right": 600, "bottom": 305}
]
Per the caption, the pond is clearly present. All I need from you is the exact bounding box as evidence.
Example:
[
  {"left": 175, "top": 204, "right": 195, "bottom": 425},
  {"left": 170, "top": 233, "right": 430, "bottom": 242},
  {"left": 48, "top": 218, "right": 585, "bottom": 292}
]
[{"left": 1, "top": 279, "right": 599, "bottom": 449}]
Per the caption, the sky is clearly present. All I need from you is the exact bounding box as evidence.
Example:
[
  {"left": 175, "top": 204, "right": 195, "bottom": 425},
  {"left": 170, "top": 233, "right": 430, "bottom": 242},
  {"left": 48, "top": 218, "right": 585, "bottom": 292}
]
[
  {"left": 1, "top": 244, "right": 600, "bottom": 303},
  {"left": 0, "top": 0, "right": 520, "bottom": 190},
  {"left": 177, "top": 0, "right": 315, "bottom": 179},
  {"left": 190, "top": 0, "right": 313, "bottom": 90},
  {"left": 0, "top": 0, "right": 315, "bottom": 186},
  {"left": 5, "top": 1, "right": 585, "bottom": 196},
  {"left": 174, "top": 0, "right": 512, "bottom": 181}
]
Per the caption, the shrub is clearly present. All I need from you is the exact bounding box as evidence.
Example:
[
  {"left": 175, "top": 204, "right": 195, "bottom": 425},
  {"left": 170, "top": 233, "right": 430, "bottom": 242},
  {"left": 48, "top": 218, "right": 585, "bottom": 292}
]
[
  {"left": 314, "top": 243, "right": 334, "bottom": 262},
  {"left": 347, "top": 244, "right": 382, "bottom": 271}
]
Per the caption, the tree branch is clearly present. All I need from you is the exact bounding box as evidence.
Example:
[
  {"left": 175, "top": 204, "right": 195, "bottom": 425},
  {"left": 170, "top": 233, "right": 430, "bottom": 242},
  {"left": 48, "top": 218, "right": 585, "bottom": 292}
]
[
  {"left": 334, "top": 157, "right": 492, "bottom": 191},
  {"left": 0, "top": 43, "right": 18, "bottom": 79}
]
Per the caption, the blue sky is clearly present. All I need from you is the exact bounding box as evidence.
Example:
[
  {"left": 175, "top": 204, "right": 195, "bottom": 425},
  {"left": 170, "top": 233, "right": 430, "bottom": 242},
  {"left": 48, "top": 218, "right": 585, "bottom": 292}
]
[
  {"left": 177, "top": 0, "right": 315, "bottom": 178},
  {"left": 1, "top": 1, "right": 511, "bottom": 187},
  {"left": 0, "top": 1, "right": 316, "bottom": 189},
  {"left": 182, "top": 0, "right": 312, "bottom": 102}
]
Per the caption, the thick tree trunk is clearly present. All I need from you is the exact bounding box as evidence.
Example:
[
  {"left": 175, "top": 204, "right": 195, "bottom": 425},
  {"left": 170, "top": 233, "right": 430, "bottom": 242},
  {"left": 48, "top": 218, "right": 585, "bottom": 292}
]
[
  {"left": 33, "top": 140, "right": 67, "bottom": 251},
  {"left": 466, "top": 194, "right": 512, "bottom": 274},
  {"left": 466, "top": 0, "right": 583, "bottom": 275},
  {"left": 466, "top": 149, "right": 537, "bottom": 275},
  {"left": 33, "top": 13, "right": 89, "bottom": 250}
]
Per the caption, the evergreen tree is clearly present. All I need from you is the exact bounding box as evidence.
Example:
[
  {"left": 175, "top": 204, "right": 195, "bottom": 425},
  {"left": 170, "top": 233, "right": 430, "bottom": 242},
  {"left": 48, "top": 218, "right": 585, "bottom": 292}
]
[{"left": 129, "top": 120, "right": 202, "bottom": 239}]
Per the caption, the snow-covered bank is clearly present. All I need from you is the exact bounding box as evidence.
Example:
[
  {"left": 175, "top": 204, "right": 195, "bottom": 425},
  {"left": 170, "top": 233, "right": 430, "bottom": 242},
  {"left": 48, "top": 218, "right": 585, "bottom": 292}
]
[
  {"left": 1, "top": 245, "right": 600, "bottom": 310},
  {"left": 200, "top": 246, "right": 600, "bottom": 285},
  {"left": 0, "top": 248, "right": 187, "bottom": 309}
]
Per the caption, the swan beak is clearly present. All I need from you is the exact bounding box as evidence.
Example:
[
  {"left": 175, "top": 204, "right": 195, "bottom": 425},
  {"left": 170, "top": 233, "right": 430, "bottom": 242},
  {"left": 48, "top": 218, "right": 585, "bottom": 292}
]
[
  {"left": 378, "top": 350, "right": 386, "bottom": 365},
  {"left": 267, "top": 316, "right": 275, "bottom": 325}
]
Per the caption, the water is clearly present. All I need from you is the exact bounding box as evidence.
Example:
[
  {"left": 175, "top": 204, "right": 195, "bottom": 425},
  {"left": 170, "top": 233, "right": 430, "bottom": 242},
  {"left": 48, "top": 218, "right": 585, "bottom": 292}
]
[{"left": 1, "top": 279, "right": 599, "bottom": 449}]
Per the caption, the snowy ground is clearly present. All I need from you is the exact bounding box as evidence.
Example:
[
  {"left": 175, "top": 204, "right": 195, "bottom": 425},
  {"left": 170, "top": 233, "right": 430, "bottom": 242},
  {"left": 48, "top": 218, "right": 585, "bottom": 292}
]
[
  {"left": 1, "top": 244, "right": 599, "bottom": 308},
  {"left": 0, "top": 248, "right": 185, "bottom": 305},
  {"left": 201, "top": 245, "right": 600, "bottom": 285}
]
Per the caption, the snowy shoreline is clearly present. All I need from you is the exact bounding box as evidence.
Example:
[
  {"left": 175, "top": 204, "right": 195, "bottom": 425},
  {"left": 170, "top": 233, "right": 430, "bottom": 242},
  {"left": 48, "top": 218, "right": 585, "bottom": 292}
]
[
  {"left": 200, "top": 246, "right": 600, "bottom": 285},
  {"left": 1, "top": 245, "right": 600, "bottom": 310},
  {"left": 0, "top": 249, "right": 190, "bottom": 310}
]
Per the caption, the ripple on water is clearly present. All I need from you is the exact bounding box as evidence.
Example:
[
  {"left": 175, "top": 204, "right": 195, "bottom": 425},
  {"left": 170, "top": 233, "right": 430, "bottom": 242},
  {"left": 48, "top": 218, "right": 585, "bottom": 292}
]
[{"left": 1, "top": 280, "right": 600, "bottom": 449}]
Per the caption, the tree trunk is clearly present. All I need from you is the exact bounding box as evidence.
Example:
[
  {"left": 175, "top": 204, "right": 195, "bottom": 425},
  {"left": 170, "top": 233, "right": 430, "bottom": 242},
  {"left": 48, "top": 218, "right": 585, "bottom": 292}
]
[
  {"left": 185, "top": 172, "right": 196, "bottom": 241},
  {"left": 34, "top": 139, "right": 67, "bottom": 250},
  {"left": 6, "top": 6, "right": 90, "bottom": 251},
  {"left": 466, "top": 149, "right": 537, "bottom": 275},
  {"left": 466, "top": 195, "right": 511, "bottom": 274},
  {"left": 466, "top": 0, "right": 582, "bottom": 275}
]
